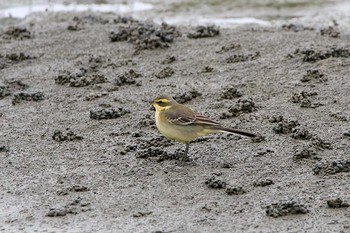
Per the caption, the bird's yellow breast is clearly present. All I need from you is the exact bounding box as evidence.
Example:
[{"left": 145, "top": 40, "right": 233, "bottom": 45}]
[{"left": 155, "top": 109, "right": 210, "bottom": 144}]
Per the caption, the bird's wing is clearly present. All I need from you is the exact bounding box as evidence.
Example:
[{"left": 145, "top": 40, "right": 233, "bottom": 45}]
[
  {"left": 165, "top": 109, "right": 196, "bottom": 125},
  {"left": 165, "top": 107, "right": 221, "bottom": 127},
  {"left": 193, "top": 114, "right": 222, "bottom": 126}
]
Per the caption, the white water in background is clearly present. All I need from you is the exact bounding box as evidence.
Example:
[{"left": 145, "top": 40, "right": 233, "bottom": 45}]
[
  {"left": 0, "top": 2, "right": 154, "bottom": 18},
  {"left": 0, "top": 0, "right": 349, "bottom": 30}
]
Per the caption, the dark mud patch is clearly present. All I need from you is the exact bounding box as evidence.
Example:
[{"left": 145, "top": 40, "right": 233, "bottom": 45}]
[
  {"left": 320, "top": 26, "right": 340, "bottom": 38},
  {"left": 253, "top": 179, "right": 274, "bottom": 187},
  {"left": 270, "top": 116, "right": 300, "bottom": 134},
  {"left": 12, "top": 92, "right": 45, "bottom": 105},
  {"left": 113, "top": 69, "right": 142, "bottom": 86},
  {"left": 55, "top": 55, "right": 110, "bottom": 87},
  {"left": 110, "top": 21, "right": 181, "bottom": 51},
  {"left": 174, "top": 89, "right": 202, "bottom": 104},
  {"left": 220, "top": 85, "right": 243, "bottom": 99},
  {"left": 290, "top": 126, "right": 313, "bottom": 140},
  {"left": 46, "top": 197, "right": 91, "bottom": 217},
  {"left": 254, "top": 148, "right": 275, "bottom": 157},
  {"left": 155, "top": 67, "right": 175, "bottom": 79},
  {"left": 0, "top": 145, "right": 9, "bottom": 152},
  {"left": 293, "top": 145, "right": 318, "bottom": 161},
  {"left": 282, "top": 24, "right": 314, "bottom": 32},
  {"left": 327, "top": 198, "right": 349, "bottom": 208},
  {"left": 52, "top": 129, "right": 84, "bottom": 142},
  {"left": 266, "top": 200, "right": 309, "bottom": 218},
  {"left": 291, "top": 91, "right": 322, "bottom": 108},
  {"left": 205, "top": 176, "right": 227, "bottom": 189},
  {"left": 57, "top": 185, "right": 90, "bottom": 196},
  {"left": 135, "top": 147, "right": 186, "bottom": 162},
  {"left": 1, "top": 26, "right": 32, "bottom": 40},
  {"left": 297, "top": 47, "right": 350, "bottom": 63},
  {"left": 187, "top": 25, "right": 220, "bottom": 39},
  {"left": 84, "top": 92, "right": 109, "bottom": 101},
  {"left": 0, "top": 53, "right": 36, "bottom": 69},
  {"left": 90, "top": 107, "right": 130, "bottom": 120},
  {"left": 221, "top": 97, "right": 256, "bottom": 118},
  {"left": 160, "top": 55, "right": 176, "bottom": 64},
  {"left": 216, "top": 43, "right": 241, "bottom": 54},
  {"left": 225, "top": 186, "right": 246, "bottom": 195},
  {"left": 226, "top": 52, "right": 260, "bottom": 63},
  {"left": 313, "top": 159, "right": 350, "bottom": 175},
  {"left": 301, "top": 70, "right": 327, "bottom": 83}
]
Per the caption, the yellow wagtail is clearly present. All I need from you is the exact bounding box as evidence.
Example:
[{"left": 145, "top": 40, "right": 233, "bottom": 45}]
[{"left": 148, "top": 94, "right": 257, "bottom": 159}]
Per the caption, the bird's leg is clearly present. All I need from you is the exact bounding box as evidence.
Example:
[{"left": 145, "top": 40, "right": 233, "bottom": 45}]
[{"left": 182, "top": 143, "right": 190, "bottom": 161}]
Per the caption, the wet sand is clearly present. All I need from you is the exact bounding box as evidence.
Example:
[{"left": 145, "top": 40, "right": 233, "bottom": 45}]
[{"left": 1, "top": 11, "right": 350, "bottom": 232}]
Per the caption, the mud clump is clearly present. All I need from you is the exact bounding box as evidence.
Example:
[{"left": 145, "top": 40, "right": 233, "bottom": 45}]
[
  {"left": 311, "top": 136, "right": 332, "bottom": 150},
  {"left": 254, "top": 148, "right": 274, "bottom": 157},
  {"left": 55, "top": 70, "right": 106, "bottom": 87},
  {"left": 220, "top": 86, "right": 243, "bottom": 99},
  {"left": 135, "top": 147, "right": 183, "bottom": 162},
  {"left": 84, "top": 92, "right": 108, "bottom": 101},
  {"left": 272, "top": 117, "right": 300, "bottom": 134},
  {"left": 291, "top": 91, "right": 321, "bottom": 108},
  {"left": 110, "top": 22, "right": 180, "bottom": 51},
  {"left": 225, "top": 186, "right": 246, "bottom": 195},
  {"left": 298, "top": 47, "right": 350, "bottom": 62},
  {"left": 313, "top": 159, "right": 350, "bottom": 175},
  {"left": 155, "top": 67, "right": 175, "bottom": 79},
  {"left": 266, "top": 201, "right": 309, "bottom": 218},
  {"left": 327, "top": 198, "right": 349, "bottom": 208},
  {"left": 202, "top": 66, "right": 214, "bottom": 73},
  {"left": 253, "top": 179, "right": 274, "bottom": 187},
  {"left": 293, "top": 146, "right": 318, "bottom": 161},
  {"left": 216, "top": 43, "right": 241, "bottom": 54},
  {"left": 2, "top": 26, "right": 32, "bottom": 40},
  {"left": 46, "top": 197, "right": 91, "bottom": 217},
  {"left": 187, "top": 25, "right": 219, "bottom": 39},
  {"left": 52, "top": 129, "right": 83, "bottom": 142},
  {"left": 0, "top": 80, "right": 28, "bottom": 99},
  {"left": 138, "top": 136, "right": 173, "bottom": 149},
  {"left": 0, "top": 86, "right": 11, "bottom": 99},
  {"left": 329, "top": 112, "right": 348, "bottom": 121},
  {"left": 90, "top": 107, "right": 130, "bottom": 120},
  {"left": 174, "top": 89, "right": 202, "bottom": 104},
  {"left": 0, "top": 53, "right": 36, "bottom": 69},
  {"left": 282, "top": 24, "right": 314, "bottom": 32},
  {"left": 320, "top": 26, "right": 340, "bottom": 38},
  {"left": 137, "top": 114, "right": 156, "bottom": 128},
  {"left": 301, "top": 70, "right": 327, "bottom": 83},
  {"left": 55, "top": 55, "right": 108, "bottom": 87},
  {"left": 221, "top": 97, "right": 256, "bottom": 118},
  {"left": 12, "top": 92, "right": 45, "bottom": 105},
  {"left": 205, "top": 176, "right": 227, "bottom": 189},
  {"left": 291, "top": 126, "right": 313, "bottom": 140},
  {"left": 57, "top": 185, "right": 90, "bottom": 196},
  {"left": 113, "top": 69, "right": 142, "bottom": 86},
  {"left": 0, "top": 146, "right": 9, "bottom": 152},
  {"left": 226, "top": 52, "right": 260, "bottom": 63},
  {"left": 160, "top": 55, "right": 176, "bottom": 64}
]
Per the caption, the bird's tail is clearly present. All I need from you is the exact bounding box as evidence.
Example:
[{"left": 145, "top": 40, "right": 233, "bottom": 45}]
[{"left": 214, "top": 126, "right": 257, "bottom": 138}]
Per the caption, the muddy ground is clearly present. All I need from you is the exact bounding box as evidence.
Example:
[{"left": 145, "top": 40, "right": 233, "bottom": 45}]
[{"left": 0, "top": 12, "right": 350, "bottom": 233}]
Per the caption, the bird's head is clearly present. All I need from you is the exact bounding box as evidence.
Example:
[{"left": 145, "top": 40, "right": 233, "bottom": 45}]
[{"left": 151, "top": 95, "right": 177, "bottom": 111}]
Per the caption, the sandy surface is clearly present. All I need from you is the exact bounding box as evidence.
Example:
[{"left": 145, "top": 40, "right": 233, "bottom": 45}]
[{"left": 1, "top": 11, "right": 350, "bottom": 233}]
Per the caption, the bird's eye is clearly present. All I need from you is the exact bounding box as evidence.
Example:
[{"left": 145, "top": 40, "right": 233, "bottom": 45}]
[{"left": 157, "top": 100, "right": 163, "bottom": 104}]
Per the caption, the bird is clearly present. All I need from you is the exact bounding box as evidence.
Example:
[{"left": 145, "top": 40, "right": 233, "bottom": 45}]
[{"left": 148, "top": 94, "right": 257, "bottom": 160}]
